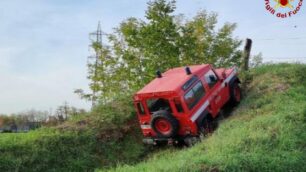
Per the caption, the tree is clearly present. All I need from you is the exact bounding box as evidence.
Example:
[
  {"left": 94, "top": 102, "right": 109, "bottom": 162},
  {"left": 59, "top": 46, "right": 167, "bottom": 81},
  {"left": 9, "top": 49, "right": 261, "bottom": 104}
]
[
  {"left": 54, "top": 102, "right": 86, "bottom": 122},
  {"left": 78, "top": 0, "right": 242, "bottom": 103},
  {"left": 250, "top": 53, "right": 263, "bottom": 68},
  {"left": 75, "top": 32, "right": 117, "bottom": 106}
]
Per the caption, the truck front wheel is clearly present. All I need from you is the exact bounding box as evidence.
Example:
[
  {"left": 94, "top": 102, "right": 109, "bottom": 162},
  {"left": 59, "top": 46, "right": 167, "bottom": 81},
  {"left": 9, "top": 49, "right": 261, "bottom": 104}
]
[
  {"left": 200, "top": 117, "right": 213, "bottom": 137},
  {"left": 230, "top": 82, "right": 241, "bottom": 105}
]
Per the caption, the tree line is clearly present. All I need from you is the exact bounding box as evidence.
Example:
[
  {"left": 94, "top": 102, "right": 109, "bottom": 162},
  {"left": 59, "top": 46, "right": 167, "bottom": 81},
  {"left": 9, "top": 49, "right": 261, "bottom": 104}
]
[{"left": 0, "top": 102, "right": 86, "bottom": 133}]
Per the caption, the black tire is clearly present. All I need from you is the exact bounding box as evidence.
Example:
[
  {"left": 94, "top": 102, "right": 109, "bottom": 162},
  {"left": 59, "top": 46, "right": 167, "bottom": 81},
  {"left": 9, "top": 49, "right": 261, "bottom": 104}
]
[
  {"left": 199, "top": 117, "right": 213, "bottom": 137},
  {"left": 155, "top": 140, "right": 168, "bottom": 147},
  {"left": 230, "top": 82, "right": 241, "bottom": 105},
  {"left": 150, "top": 110, "right": 179, "bottom": 138},
  {"left": 173, "top": 140, "right": 185, "bottom": 148},
  {"left": 183, "top": 136, "right": 200, "bottom": 147}
]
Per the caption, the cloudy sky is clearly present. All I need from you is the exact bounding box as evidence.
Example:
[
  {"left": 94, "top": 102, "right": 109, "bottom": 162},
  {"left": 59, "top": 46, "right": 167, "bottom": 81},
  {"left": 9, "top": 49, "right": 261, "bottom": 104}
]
[{"left": 0, "top": 0, "right": 305, "bottom": 114}]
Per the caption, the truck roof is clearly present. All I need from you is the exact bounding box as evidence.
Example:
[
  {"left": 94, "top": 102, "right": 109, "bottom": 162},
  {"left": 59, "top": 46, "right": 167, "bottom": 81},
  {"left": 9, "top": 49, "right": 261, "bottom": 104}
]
[{"left": 135, "top": 64, "right": 210, "bottom": 98}]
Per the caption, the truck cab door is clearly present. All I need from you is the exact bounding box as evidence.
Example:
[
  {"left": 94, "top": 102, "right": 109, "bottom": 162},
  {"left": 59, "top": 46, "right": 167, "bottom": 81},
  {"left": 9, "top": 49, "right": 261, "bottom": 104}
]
[{"left": 204, "top": 70, "right": 224, "bottom": 117}]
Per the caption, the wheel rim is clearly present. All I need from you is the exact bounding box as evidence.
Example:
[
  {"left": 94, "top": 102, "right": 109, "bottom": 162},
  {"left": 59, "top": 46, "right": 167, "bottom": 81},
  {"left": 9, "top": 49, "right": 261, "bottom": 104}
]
[
  {"left": 234, "top": 85, "right": 241, "bottom": 102},
  {"left": 155, "top": 118, "right": 172, "bottom": 135}
]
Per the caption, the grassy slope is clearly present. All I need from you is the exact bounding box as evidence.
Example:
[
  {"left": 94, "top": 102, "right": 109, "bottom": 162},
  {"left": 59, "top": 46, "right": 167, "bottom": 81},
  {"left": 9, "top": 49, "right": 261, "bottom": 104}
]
[
  {"left": 103, "top": 63, "right": 306, "bottom": 172},
  {"left": 0, "top": 64, "right": 305, "bottom": 172},
  {"left": 0, "top": 129, "right": 99, "bottom": 171},
  {"left": 0, "top": 99, "right": 148, "bottom": 172}
]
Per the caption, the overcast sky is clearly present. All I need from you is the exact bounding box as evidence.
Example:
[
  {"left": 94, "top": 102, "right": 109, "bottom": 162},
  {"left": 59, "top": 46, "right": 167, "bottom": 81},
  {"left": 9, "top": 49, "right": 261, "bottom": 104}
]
[{"left": 0, "top": 0, "right": 305, "bottom": 114}]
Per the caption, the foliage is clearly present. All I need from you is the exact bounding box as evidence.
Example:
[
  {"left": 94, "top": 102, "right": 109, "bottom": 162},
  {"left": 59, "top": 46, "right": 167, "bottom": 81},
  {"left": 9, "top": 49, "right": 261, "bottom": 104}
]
[
  {"left": 53, "top": 102, "right": 87, "bottom": 122},
  {"left": 250, "top": 52, "right": 263, "bottom": 68},
  {"left": 78, "top": 0, "right": 242, "bottom": 103},
  {"left": 100, "top": 63, "right": 306, "bottom": 172},
  {"left": 90, "top": 94, "right": 136, "bottom": 129}
]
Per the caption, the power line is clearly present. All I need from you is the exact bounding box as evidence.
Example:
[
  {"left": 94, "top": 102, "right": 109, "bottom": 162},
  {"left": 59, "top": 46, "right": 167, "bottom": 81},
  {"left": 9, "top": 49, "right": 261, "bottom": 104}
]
[
  {"left": 254, "top": 36, "right": 306, "bottom": 41},
  {"left": 263, "top": 57, "right": 306, "bottom": 59}
]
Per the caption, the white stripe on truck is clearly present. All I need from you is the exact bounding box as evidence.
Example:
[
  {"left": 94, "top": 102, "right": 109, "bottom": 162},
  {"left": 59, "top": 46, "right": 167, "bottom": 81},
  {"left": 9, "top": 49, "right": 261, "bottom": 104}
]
[{"left": 191, "top": 100, "right": 209, "bottom": 122}]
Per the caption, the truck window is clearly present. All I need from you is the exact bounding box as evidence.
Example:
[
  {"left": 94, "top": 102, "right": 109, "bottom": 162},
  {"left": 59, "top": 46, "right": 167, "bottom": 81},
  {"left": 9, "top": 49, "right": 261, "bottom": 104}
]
[
  {"left": 147, "top": 98, "right": 172, "bottom": 113},
  {"left": 174, "top": 98, "right": 184, "bottom": 113},
  {"left": 184, "top": 82, "right": 205, "bottom": 109},
  {"left": 182, "top": 76, "right": 198, "bottom": 91},
  {"left": 136, "top": 102, "right": 145, "bottom": 115},
  {"left": 205, "top": 70, "right": 218, "bottom": 88}
]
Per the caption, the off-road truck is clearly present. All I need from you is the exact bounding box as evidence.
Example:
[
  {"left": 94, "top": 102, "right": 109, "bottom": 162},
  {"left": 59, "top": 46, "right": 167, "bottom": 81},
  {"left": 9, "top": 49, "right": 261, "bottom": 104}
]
[{"left": 133, "top": 64, "right": 241, "bottom": 146}]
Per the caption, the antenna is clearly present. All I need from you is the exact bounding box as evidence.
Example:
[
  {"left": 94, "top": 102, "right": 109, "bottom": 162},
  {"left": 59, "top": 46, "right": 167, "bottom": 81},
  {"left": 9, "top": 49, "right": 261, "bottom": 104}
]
[
  {"left": 156, "top": 70, "right": 162, "bottom": 78},
  {"left": 185, "top": 66, "right": 192, "bottom": 75}
]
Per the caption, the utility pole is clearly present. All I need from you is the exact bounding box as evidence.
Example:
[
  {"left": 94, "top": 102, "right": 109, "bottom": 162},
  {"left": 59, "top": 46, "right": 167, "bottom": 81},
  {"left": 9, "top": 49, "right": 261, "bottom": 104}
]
[
  {"left": 242, "top": 38, "right": 252, "bottom": 71},
  {"left": 89, "top": 22, "right": 103, "bottom": 108},
  {"left": 241, "top": 38, "right": 253, "bottom": 92}
]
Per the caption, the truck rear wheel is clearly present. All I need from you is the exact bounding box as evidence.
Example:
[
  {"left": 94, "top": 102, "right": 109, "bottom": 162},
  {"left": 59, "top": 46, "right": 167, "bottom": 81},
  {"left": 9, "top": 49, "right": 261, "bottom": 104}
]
[{"left": 151, "top": 110, "right": 179, "bottom": 138}]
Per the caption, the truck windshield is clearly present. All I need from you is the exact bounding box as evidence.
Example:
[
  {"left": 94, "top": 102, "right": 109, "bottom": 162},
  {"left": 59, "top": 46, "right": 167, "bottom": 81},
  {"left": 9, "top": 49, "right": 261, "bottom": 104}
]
[{"left": 146, "top": 98, "right": 172, "bottom": 113}]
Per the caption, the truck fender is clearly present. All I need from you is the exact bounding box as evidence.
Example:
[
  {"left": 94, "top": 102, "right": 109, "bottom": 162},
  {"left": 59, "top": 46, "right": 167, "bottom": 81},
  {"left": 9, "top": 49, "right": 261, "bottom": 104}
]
[{"left": 229, "top": 76, "right": 241, "bottom": 86}]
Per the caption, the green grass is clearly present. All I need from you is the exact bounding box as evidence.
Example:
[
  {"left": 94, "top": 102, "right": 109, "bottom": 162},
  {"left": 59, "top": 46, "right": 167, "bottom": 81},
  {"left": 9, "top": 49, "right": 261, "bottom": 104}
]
[
  {"left": 100, "top": 63, "right": 306, "bottom": 172},
  {"left": 0, "top": 128, "right": 99, "bottom": 171},
  {"left": 0, "top": 125, "right": 148, "bottom": 172},
  {"left": 0, "top": 99, "right": 148, "bottom": 172},
  {"left": 1, "top": 63, "right": 305, "bottom": 172}
]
